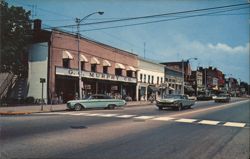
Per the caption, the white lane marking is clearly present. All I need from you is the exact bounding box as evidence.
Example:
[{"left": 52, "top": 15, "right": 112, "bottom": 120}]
[
  {"left": 169, "top": 100, "right": 249, "bottom": 118},
  {"left": 97, "top": 114, "right": 119, "bottom": 117},
  {"left": 223, "top": 122, "right": 246, "bottom": 128},
  {"left": 70, "top": 113, "right": 91, "bottom": 116},
  {"left": 116, "top": 115, "right": 136, "bottom": 118},
  {"left": 134, "top": 116, "right": 155, "bottom": 120},
  {"left": 152, "top": 117, "right": 175, "bottom": 121},
  {"left": 198, "top": 120, "right": 220, "bottom": 125},
  {"left": 83, "top": 113, "right": 105, "bottom": 116},
  {"left": 175, "top": 118, "right": 197, "bottom": 123}
]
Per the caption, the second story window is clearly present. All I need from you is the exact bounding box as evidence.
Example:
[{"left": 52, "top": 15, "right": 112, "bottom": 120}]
[
  {"left": 63, "top": 59, "right": 70, "bottom": 68},
  {"left": 81, "top": 62, "right": 85, "bottom": 70},
  {"left": 161, "top": 77, "right": 163, "bottom": 84},
  {"left": 144, "top": 74, "right": 146, "bottom": 83},
  {"left": 140, "top": 74, "right": 143, "bottom": 82},
  {"left": 103, "top": 66, "right": 108, "bottom": 74},
  {"left": 91, "top": 64, "right": 97, "bottom": 72},
  {"left": 127, "top": 71, "right": 133, "bottom": 77},
  {"left": 151, "top": 76, "right": 154, "bottom": 84},
  {"left": 115, "top": 68, "right": 122, "bottom": 76},
  {"left": 157, "top": 76, "right": 159, "bottom": 84}
]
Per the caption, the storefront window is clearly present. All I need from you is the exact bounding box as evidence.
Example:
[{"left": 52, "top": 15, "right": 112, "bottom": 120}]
[
  {"left": 91, "top": 64, "right": 97, "bottom": 72},
  {"left": 103, "top": 66, "right": 108, "bottom": 74},
  {"left": 63, "top": 59, "right": 70, "bottom": 68},
  {"left": 115, "top": 68, "right": 122, "bottom": 76}
]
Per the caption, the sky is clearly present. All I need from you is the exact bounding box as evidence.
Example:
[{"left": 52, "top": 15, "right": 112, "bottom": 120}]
[{"left": 6, "top": 0, "right": 250, "bottom": 83}]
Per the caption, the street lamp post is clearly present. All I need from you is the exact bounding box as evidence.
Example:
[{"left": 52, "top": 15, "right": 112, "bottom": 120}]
[
  {"left": 76, "top": 11, "right": 104, "bottom": 99},
  {"left": 181, "top": 58, "right": 198, "bottom": 95}
]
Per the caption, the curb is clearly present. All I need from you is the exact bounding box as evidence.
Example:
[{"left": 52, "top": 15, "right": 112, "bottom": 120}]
[{"left": 0, "top": 111, "right": 35, "bottom": 115}]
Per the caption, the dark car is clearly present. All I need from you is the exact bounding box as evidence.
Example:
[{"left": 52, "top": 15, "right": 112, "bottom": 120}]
[{"left": 197, "top": 94, "right": 213, "bottom": 101}]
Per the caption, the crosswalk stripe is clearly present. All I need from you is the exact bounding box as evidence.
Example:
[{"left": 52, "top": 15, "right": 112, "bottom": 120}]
[
  {"left": 152, "top": 117, "right": 175, "bottom": 121},
  {"left": 133, "top": 116, "right": 155, "bottom": 120},
  {"left": 70, "top": 113, "right": 91, "bottom": 116},
  {"left": 116, "top": 115, "right": 136, "bottom": 118},
  {"left": 175, "top": 118, "right": 197, "bottom": 123},
  {"left": 83, "top": 113, "right": 105, "bottom": 116},
  {"left": 198, "top": 120, "right": 220, "bottom": 125},
  {"left": 97, "top": 114, "right": 119, "bottom": 117},
  {"left": 223, "top": 122, "right": 246, "bottom": 128}
]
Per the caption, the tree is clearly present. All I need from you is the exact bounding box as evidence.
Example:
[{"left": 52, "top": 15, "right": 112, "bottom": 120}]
[{"left": 0, "top": 1, "right": 32, "bottom": 75}]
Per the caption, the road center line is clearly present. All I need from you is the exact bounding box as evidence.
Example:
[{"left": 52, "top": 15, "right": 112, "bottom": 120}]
[{"left": 169, "top": 100, "right": 249, "bottom": 118}]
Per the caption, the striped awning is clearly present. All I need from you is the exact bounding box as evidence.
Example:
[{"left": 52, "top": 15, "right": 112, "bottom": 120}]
[
  {"left": 62, "top": 50, "right": 73, "bottom": 59},
  {"left": 80, "top": 54, "right": 88, "bottom": 62},
  {"left": 103, "top": 60, "right": 111, "bottom": 67},
  {"left": 115, "top": 63, "right": 125, "bottom": 69},
  {"left": 126, "top": 66, "right": 136, "bottom": 71},
  {"left": 90, "top": 57, "right": 100, "bottom": 64}
]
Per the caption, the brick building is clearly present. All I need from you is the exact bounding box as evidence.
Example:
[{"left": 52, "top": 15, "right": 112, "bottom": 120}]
[{"left": 28, "top": 20, "right": 138, "bottom": 103}]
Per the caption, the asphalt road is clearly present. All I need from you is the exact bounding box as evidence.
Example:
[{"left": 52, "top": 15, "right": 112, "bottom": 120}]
[{"left": 1, "top": 98, "right": 249, "bottom": 159}]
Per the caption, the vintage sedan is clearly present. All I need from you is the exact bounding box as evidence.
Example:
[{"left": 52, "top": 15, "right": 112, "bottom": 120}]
[
  {"left": 214, "top": 94, "right": 230, "bottom": 103},
  {"left": 67, "top": 94, "right": 126, "bottom": 111},
  {"left": 156, "top": 94, "right": 195, "bottom": 111}
]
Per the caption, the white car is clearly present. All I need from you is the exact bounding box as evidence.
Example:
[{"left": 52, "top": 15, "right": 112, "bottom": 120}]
[{"left": 156, "top": 95, "right": 195, "bottom": 111}]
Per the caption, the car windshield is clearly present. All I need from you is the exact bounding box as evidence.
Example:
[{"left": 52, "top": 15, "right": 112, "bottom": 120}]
[
  {"left": 218, "top": 94, "right": 228, "bottom": 97},
  {"left": 164, "top": 95, "right": 181, "bottom": 99}
]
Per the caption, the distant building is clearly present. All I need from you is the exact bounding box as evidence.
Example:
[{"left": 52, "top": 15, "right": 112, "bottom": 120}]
[
  {"left": 164, "top": 66, "right": 183, "bottom": 95},
  {"left": 136, "top": 57, "right": 166, "bottom": 101}
]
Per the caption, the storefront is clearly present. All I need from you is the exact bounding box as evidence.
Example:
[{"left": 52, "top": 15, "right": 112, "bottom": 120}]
[{"left": 55, "top": 66, "right": 137, "bottom": 102}]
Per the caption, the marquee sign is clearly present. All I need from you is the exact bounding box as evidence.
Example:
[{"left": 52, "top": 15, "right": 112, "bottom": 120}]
[{"left": 56, "top": 67, "right": 136, "bottom": 83}]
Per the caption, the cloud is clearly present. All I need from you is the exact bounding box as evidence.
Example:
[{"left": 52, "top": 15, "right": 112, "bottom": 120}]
[{"left": 207, "top": 43, "right": 249, "bottom": 54}]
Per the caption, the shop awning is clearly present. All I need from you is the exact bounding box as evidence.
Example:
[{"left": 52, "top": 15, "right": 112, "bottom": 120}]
[
  {"left": 126, "top": 66, "right": 136, "bottom": 71},
  {"left": 159, "top": 83, "right": 168, "bottom": 89},
  {"left": 103, "top": 60, "right": 111, "bottom": 67},
  {"left": 148, "top": 85, "right": 158, "bottom": 92},
  {"left": 168, "top": 86, "right": 175, "bottom": 90},
  {"left": 80, "top": 54, "right": 88, "bottom": 62},
  {"left": 90, "top": 57, "right": 100, "bottom": 64},
  {"left": 62, "top": 50, "right": 73, "bottom": 59},
  {"left": 115, "top": 63, "right": 125, "bottom": 69}
]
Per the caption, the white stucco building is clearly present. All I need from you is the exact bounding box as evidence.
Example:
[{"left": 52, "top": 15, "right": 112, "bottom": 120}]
[{"left": 136, "top": 57, "right": 166, "bottom": 101}]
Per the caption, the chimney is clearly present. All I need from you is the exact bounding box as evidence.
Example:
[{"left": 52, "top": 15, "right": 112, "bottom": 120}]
[{"left": 33, "top": 19, "right": 42, "bottom": 31}]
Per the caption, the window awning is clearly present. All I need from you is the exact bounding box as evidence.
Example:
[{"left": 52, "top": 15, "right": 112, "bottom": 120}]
[
  {"left": 168, "top": 86, "right": 175, "bottom": 90},
  {"left": 80, "top": 54, "right": 88, "bottom": 62},
  {"left": 126, "top": 66, "right": 136, "bottom": 71},
  {"left": 90, "top": 57, "right": 100, "bottom": 64},
  {"left": 115, "top": 63, "right": 125, "bottom": 69},
  {"left": 148, "top": 85, "right": 159, "bottom": 92},
  {"left": 62, "top": 50, "right": 73, "bottom": 59},
  {"left": 103, "top": 60, "right": 111, "bottom": 67}
]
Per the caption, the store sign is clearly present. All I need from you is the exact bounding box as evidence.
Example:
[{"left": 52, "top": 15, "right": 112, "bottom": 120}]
[{"left": 56, "top": 67, "right": 136, "bottom": 83}]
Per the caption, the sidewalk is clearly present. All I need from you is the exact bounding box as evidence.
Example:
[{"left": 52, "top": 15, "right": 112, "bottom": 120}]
[{"left": 0, "top": 101, "right": 152, "bottom": 115}]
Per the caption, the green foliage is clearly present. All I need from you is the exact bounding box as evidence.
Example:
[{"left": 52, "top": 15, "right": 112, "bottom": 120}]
[{"left": 0, "top": 1, "right": 32, "bottom": 74}]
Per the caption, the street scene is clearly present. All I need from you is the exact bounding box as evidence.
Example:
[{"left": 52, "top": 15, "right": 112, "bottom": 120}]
[{"left": 1, "top": 0, "right": 250, "bottom": 159}]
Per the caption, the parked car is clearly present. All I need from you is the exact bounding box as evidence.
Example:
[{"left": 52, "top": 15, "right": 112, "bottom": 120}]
[
  {"left": 214, "top": 94, "right": 231, "bottom": 103},
  {"left": 67, "top": 94, "right": 126, "bottom": 111},
  {"left": 197, "top": 94, "right": 213, "bottom": 101},
  {"left": 187, "top": 95, "right": 197, "bottom": 101},
  {"left": 156, "top": 94, "right": 195, "bottom": 111}
]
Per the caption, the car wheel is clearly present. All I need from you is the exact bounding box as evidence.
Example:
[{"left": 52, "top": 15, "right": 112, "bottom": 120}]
[
  {"left": 74, "top": 104, "right": 82, "bottom": 111},
  {"left": 178, "top": 104, "right": 183, "bottom": 111},
  {"left": 108, "top": 104, "right": 115, "bottom": 109},
  {"left": 158, "top": 106, "right": 163, "bottom": 110}
]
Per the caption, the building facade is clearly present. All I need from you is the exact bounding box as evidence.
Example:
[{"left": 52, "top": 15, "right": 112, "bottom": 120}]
[
  {"left": 28, "top": 20, "right": 138, "bottom": 103},
  {"left": 164, "top": 67, "right": 183, "bottom": 95},
  {"left": 136, "top": 58, "right": 165, "bottom": 101}
]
